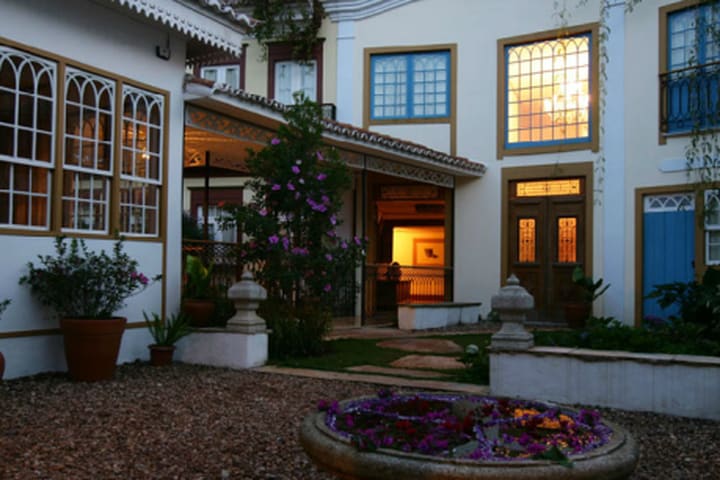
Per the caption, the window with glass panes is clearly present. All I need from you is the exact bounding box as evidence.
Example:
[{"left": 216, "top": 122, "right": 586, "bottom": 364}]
[
  {"left": 200, "top": 65, "right": 240, "bottom": 89},
  {"left": 0, "top": 42, "right": 165, "bottom": 237},
  {"left": 705, "top": 190, "right": 720, "bottom": 264},
  {"left": 274, "top": 61, "right": 317, "bottom": 104},
  {"left": 504, "top": 33, "right": 591, "bottom": 148},
  {"left": 664, "top": 3, "right": 720, "bottom": 132},
  {"left": 370, "top": 51, "right": 450, "bottom": 120},
  {"left": 0, "top": 45, "right": 55, "bottom": 229}
]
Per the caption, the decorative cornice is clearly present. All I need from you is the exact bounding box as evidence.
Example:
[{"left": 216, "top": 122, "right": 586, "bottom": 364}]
[
  {"left": 321, "top": 0, "right": 418, "bottom": 22},
  {"left": 184, "top": 75, "right": 486, "bottom": 178},
  {"left": 106, "top": 0, "right": 254, "bottom": 56}
]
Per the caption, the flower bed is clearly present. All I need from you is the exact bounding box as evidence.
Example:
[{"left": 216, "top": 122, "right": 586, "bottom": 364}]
[{"left": 301, "top": 391, "right": 638, "bottom": 480}]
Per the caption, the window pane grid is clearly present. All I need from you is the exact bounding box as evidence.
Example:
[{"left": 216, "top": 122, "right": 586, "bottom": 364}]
[
  {"left": 61, "top": 171, "right": 108, "bottom": 232},
  {"left": 120, "top": 86, "right": 163, "bottom": 235},
  {"left": 274, "top": 61, "right": 316, "bottom": 104},
  {"left": 371, "top": 51, "right": 449, "bottom": 120},
  {"left": 506, "top": 34, "right": 591, "bottom": 147},
  {"left": 0, "top": 45, "right": 55, "bottom": 229},
  {"left": 518, "top": 218, "right": 536, "bottom": 263}
]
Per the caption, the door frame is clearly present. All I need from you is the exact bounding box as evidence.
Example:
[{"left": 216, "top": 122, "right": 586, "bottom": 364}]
[
  {"left": 501, "top": 162, "right": 594, "bottom": 293},
  {"left": 634, "top": 185, "right": 704, "bottom": 327}
]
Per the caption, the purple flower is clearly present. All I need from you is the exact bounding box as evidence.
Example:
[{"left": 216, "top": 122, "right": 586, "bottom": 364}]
[
  {"left": 291, "top": 165, "right": 301, "bottom": 174},
  {"left": 268, "top": 235, "right": 279, "bottom": 244},
  {"left": 325, "top": 253, "right": 333, "bottom": 261},
  {"left": 287, "top": 182, "right": 295, "bottom": 191},
  {"left": 323, "top": 283, "right": 332, "bottom": 292},
  {"left": 295, "top": 192, "right": 301, "bottom": 199},
  {"left": 282, "top": 237, "right": 290, "bottom": 250},
  {"left": 354, "top": 236, "right": 362, "bottom": 245},
  {"left": 321, "top": 195, "right": 330, "bottom": 205},
  {"left": 329, "top": 215, "right": 337, "bottom": 225},
  {"left": 259, "top": 208, "right": 267, "bottom": 217},
  {"left": 526, "top": 443, "right": 547, "bottom": 455},
  {"left": 341, "top": 241, "right": 348, "bottom": 249},
  {"left": 271, "top": 137, "right": 281, "bottom": 145},
  {"left": 271, "top": 183, "right": 281, "bottom": 191},
  {"left": 316, "top": 151, "right": 324, "bottom": 161},
  {"left": 316, "top": 173, "right": 327, "bottom": 181}
]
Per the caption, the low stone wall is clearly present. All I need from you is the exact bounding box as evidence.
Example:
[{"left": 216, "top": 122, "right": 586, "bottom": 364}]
[
  {"left": 397, "top": 302, "right": 481, "bottom": 331},
  {"left": 175, "top": 329, "right": 268, "bottom": 369},
  {"left": 490, "top": 347, "right": 720, "bottom": 420}
]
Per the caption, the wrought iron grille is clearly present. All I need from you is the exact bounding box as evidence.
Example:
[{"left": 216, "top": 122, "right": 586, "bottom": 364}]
[{"left": 660, "top": 62, "right": 720, "bottom": 134}]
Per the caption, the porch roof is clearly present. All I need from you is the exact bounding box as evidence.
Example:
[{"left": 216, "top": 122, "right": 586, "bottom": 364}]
[{"left": 184, "top": 76, "right": 487, "bottom": 179}]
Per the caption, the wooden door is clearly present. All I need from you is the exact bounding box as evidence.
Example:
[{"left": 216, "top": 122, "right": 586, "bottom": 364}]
[{"left": 508, "top": 178, "right": 586, "bottom": 323}]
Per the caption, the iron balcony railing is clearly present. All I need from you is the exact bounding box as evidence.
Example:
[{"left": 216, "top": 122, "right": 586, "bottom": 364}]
[
  {"left": 660, "top": 61, "right": 720, "bottom": 134},
  {"left": 364, "top": 263, "right": 452, "bottom": 315}
]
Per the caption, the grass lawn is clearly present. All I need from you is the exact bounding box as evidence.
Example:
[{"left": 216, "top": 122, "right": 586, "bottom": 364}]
[{"left": 270, "top": 333, "right": 494, "bottom": 384}]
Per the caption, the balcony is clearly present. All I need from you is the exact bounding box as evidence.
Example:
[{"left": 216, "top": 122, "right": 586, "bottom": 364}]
[{"left": 660, "top": 62, "right": 720, "bottom": 134}]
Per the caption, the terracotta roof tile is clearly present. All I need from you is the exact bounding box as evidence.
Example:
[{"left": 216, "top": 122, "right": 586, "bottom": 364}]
[{"left": 185, "top": 76, "right": 486, "bottom": 176}]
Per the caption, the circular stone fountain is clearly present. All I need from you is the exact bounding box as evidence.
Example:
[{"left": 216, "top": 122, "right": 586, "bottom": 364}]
[{"left": 300, "top": 392, "right": 638, "bottom": 480}]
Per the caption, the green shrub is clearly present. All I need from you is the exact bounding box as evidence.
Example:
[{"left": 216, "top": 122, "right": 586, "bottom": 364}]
[{"left": 261, "top": 297, "right": 331, "bottom": 360}]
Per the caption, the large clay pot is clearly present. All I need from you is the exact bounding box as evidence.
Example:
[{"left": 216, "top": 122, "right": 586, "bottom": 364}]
[
  {"left": 182, "top": 299, "right": 215, "bottom": 327},
  {"left": 60, "top": 317, "right": 126, "bottom": 381},
  {"left": 148, "top": 344, "right": 175, "bottom": 366},
  {"left": 0, "top": 351, "right": 5, "bottom": 379},
  {"left": 564, "top": 302, "right": 592, "bottom": 329}
]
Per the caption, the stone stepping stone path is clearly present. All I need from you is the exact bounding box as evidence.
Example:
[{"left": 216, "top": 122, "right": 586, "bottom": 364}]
[
  {"left": 346, "top": 365, "right": 450, "bottom": 379},
  {"left": 390, "top": 354, "right": 465, "bottom": 370},
  {"left": 376, "top": 338, "right": 463, "bottom": 354}
]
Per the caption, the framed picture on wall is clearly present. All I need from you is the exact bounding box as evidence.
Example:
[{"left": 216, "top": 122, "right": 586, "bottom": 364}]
[{"left": 413, "top": 238, "right": 444, "bottom": 266}]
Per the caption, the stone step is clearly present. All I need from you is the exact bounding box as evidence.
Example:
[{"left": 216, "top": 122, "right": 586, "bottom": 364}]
[
  {"left": 390, "top": 354, "right": 466, "bottom": 370},
  {"left": 346, "top": 365, "right": 450, "bottom": 379},
  {"left": 377, "top": 338, "right": 463, "bottom": 354}
]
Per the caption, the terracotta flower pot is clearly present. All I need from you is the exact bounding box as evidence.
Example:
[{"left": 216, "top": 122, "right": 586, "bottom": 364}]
[
  {"left": 182, "top": 299, "right": 215, "bottom": 327},
  {"left": 148, "top": 344, "right": 175, "bottom": 366},
  {"left": 60, "top": 317, "right": 126, "bottom": 381},
  {"left": 564, "top": 302, "right": 592, "bottom": 329}
]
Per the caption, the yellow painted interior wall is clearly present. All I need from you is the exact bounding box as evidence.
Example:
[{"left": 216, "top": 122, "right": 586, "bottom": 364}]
[{"left": 392, "top": 226, "right": 444, "bottom": 266}]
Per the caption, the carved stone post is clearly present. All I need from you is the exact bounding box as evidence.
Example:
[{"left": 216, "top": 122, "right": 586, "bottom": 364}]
[
  {"left": 490, "top": 274, "right": 534, "bottom": 350},
  {"left": 226, "top": 271, "right": 268, "bottom": 334}
]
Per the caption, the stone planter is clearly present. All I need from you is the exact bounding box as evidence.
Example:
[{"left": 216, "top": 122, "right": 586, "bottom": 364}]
[{"left": 300, "top": 394, "right": 638, "bottom": 480}]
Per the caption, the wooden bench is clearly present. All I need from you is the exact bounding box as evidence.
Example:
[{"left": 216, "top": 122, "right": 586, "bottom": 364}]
[{"left": 397, "top": 302, "right": 482, "bottom": 331}]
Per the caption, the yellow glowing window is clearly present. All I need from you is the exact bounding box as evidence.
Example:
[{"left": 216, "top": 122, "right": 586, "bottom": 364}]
[
  {"left": 505, "top": 33, "right": 590, "bottom": 146},
  {"left": 516, "top": 179, "right": 581, "bottom": 197},
  {"left": 558, "top": 217, "right": 577, "bottom": 263},
  {"left": 518, "top": 218, "right": 536, "bottom": 263}
]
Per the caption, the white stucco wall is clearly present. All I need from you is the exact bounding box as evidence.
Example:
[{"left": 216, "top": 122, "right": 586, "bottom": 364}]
[{"left": 0, "top": 0, "right": 188, "bottom": 378}]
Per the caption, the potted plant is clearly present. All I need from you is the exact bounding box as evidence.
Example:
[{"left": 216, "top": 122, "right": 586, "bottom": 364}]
[
  {"left": 0, "top": 298, "right": 9, "bottom": 379},
  {"left": 564, "top": 266, "right": 611, "bottom": 329},
  {"left": 19, "top": 237, "right": 159, "bottom": 381},
  {"left": 182, "top": 255, "right": 215, "bottom": 327},
  {"left": 144, "top": 311, "right": 191, "bottom": 366}
]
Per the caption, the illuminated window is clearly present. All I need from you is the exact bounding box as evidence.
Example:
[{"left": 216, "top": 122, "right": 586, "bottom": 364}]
[
  {"left": 62, "top": 68, "right": 114, "bottom": 232},
  {"left": 120, "top": 86, "right": 163, "bottom": 236},
  {"left": 557, "top": 217, "right": 577, "bottom": 263},
  {"left": 516, "top": 179, "right": 581, "bottom": 197},
  {"left": 499, "top": 27, "right": 596, "bottom": 156},
  {"left": 518, "top": 218, "right": 536, "bottom": 263},
  {"left": 0, "top": 45, "right": 55, "bottom": 229}
]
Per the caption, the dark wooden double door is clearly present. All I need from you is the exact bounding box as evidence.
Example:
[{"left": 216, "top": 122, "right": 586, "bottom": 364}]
[{"left": 508, "top": 179, "right": 586, "bottom": 323}]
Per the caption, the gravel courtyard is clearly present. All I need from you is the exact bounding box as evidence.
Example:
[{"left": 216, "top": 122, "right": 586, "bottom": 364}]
[{"left": 1, "top": 363, "right": 718, "bottom": 479}]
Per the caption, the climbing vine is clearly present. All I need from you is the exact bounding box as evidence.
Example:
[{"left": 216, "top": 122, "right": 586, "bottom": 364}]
[{"left": 238, "top": 0, "right": 325, "bottom": 61}]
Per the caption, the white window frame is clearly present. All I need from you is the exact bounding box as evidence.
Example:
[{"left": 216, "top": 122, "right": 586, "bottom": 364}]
[
  {"left": 705, "top": 190, "right": 720, "bottom": 265},
  {"left": 274, "top": 60, "right": 317, "bottom": 104},
  {"left": 0, "top": 45, "right": 56, "bottom": 230},
  {"left": 200, "top": 65, "right": 240, "bottom": 89},
  {"left": 62, "top": 68, "right": 115, "bottom": 233},
  {"left": 120, "top": 85, "right": 163, "bottom": 237}
]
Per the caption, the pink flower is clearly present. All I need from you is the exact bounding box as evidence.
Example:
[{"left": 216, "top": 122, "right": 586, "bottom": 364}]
[
  {"left": 271, "top": 137, "right": 281, "bottom": 145},
  {"left": 259, "top": 208, "right": 267, "bottom": 217},
  {"left": 323, "top": 284, "right": 332, "bottom": 292}
]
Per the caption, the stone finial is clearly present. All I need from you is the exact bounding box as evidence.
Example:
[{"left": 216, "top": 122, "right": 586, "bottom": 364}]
[
  {"left": 490, "top": 274, "right": 534, "bottom": 350},
  {"left": 226, "top": 271, "right": 268, "bottom": 334}
]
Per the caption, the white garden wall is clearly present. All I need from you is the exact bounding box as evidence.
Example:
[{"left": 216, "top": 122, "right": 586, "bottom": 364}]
[{"left": 490, "top": 347, "right": 720, "bottom": 420}]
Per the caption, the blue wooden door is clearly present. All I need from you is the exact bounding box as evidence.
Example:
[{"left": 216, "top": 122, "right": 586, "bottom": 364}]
[{"left": 642, "top": 194, "right": 695, "bottom": 319}]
